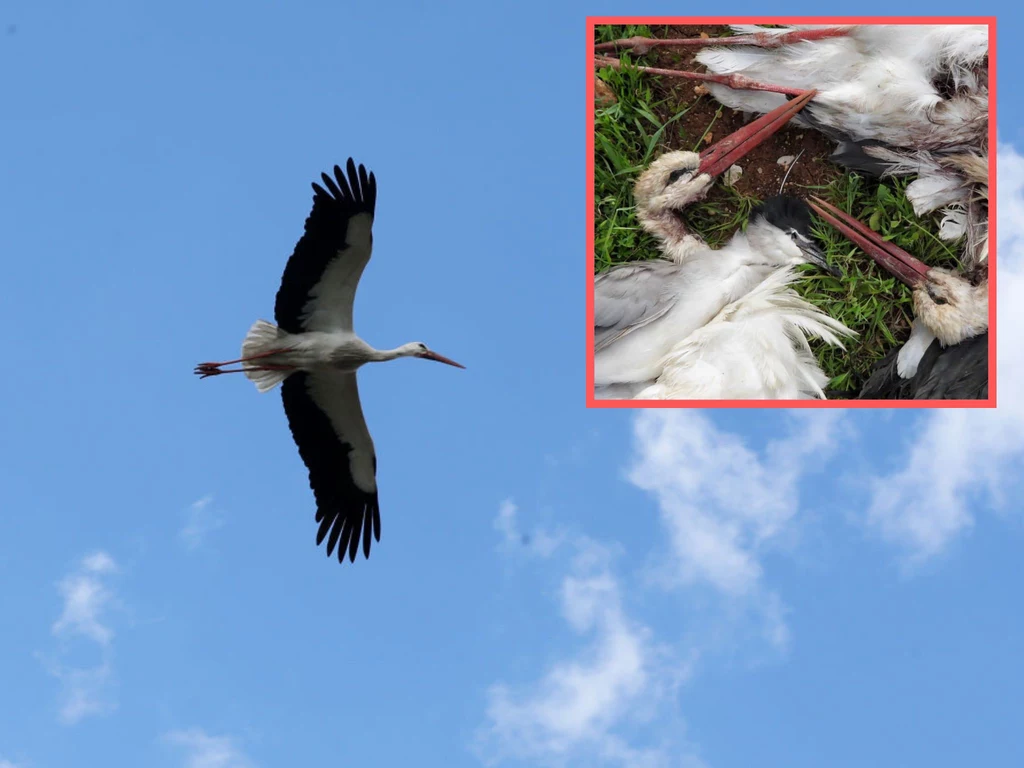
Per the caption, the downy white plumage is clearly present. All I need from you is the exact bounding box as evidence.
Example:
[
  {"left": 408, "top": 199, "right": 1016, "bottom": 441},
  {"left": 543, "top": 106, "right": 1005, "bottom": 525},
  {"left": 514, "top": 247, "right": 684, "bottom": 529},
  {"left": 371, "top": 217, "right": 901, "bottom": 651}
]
[{"left": 634, "top": 267, "right": 854, "bottom": 399}]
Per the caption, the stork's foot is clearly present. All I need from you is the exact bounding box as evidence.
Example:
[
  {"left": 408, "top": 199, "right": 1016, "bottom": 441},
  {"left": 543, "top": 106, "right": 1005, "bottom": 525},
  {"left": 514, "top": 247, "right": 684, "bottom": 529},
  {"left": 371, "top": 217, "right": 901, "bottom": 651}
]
[{"left": 194, "top": 362, "right": 225, "bottom": 378}]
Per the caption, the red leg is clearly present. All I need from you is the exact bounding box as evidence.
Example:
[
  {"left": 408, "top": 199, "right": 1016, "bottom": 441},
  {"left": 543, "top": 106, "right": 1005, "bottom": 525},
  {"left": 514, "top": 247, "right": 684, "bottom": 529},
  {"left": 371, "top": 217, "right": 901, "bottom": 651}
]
[
  {"left": 193, "top": 363, "right": 294, "bottom": 379},
  {"left": 595, "top": 55, "right": 809, "bottom": 96},
  {"left": 595, "top": 27, "right": 851, "bottom": 55},
  {"left": 194, "top": 348, "right": 292, "bottom": 368}
]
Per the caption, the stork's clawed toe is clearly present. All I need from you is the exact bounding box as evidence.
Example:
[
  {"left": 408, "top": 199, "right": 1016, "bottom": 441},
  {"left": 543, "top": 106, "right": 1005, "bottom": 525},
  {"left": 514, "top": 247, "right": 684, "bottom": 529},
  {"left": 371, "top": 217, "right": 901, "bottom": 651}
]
[{"left": 194, "top": 363, "right": 221, "bottom": 377}]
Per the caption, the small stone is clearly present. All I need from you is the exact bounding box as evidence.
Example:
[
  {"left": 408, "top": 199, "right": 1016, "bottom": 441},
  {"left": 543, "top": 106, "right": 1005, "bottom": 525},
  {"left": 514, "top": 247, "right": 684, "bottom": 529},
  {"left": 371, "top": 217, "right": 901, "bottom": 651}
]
[
  {"left": 595, "top": 78, "right": 617, "bottom": 107},
  {"left": 777, "top": 154, "right": 796, "bottom": 168},
  {"left": 722, "top": 165, "right": 743, "bottom": 187},
  {"left": 694, "top": 84, "right": 710, "bottom": 96}
]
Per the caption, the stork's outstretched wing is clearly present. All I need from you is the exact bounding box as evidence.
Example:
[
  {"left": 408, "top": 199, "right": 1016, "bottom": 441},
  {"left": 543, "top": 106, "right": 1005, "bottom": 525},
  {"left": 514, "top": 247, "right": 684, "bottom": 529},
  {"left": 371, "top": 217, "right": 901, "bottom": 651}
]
[
  {"left": 280, "top": 371, "right": 380, "bottom": 562},
  {"left": 275, "top": 159, "right": 377, "bottom": 334}
]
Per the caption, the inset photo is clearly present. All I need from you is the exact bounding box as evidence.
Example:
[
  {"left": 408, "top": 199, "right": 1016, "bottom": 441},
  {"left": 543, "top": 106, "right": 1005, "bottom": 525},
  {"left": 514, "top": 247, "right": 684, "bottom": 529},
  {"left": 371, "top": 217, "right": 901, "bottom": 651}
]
[{"left": 588, "top": 18, "right": 994, "bottom": 406}]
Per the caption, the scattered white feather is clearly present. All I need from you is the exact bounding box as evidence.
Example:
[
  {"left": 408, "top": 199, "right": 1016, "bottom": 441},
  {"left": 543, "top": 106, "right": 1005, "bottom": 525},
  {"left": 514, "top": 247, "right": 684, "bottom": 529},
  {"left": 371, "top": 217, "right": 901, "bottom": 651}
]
[{"left": 897, "top": 319, "right": 938, "bottom": 378}]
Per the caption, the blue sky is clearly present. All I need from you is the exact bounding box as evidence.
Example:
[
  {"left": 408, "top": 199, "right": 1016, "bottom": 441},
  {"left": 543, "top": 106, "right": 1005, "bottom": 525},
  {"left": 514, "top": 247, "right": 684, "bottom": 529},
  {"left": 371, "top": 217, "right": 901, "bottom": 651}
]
[{"left": 1, "top": 2, "right": 1022, "bottom": 767}]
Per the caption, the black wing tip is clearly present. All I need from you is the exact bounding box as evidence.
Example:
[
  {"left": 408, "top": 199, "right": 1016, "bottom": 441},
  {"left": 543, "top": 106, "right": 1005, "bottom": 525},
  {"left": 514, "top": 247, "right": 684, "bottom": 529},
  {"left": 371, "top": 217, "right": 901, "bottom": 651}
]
[
  {"left": 310, "top": 158, "right": 376, "bottom": 215},
  {"left": 315, "top": 497, "right": 381, "bottom": 565}
]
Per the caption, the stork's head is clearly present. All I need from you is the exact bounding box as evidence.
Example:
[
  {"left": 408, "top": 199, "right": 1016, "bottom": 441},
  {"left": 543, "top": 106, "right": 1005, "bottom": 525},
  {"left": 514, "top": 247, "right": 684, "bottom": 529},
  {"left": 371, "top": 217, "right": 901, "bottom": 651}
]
[
  {"left": 633, "top": 150, "right": 714, "bottom": 225},
  {"left": 745, "top": 196, "right": 842, "bottom": 277},
  {"left": 809, "top": 196, "right": 989, "bottom": 345},
  {"left": 633, "top": 90, "right": 817, "bottom": 262},
  {"left": 401, "top": 342, "right": 465, "bottom": 368},
  {"left": 912, "top": 268, "right": 989, "bottom": 346}
]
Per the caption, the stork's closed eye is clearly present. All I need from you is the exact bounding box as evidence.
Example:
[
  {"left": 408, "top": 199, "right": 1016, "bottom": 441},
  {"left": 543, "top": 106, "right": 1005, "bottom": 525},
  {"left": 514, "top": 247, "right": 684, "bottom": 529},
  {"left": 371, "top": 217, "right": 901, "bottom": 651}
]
[{"left": 667, "top": 168, "right": 691, "bottom": 184}]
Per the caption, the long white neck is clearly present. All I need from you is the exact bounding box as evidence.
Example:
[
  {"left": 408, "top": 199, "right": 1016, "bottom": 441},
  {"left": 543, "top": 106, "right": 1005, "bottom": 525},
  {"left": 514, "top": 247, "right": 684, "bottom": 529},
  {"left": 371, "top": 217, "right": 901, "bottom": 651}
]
[
  {"left": 368, "top": 343, "right": 417, "bottom": 363},
  {"left": 689, "top": 229, "right": 781, "bottom": 297}
]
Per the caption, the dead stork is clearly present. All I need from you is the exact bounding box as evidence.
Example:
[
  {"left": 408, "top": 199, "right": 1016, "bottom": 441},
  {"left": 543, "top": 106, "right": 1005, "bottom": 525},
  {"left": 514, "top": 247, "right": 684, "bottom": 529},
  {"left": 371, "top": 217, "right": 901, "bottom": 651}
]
[
  {"left": 594, "top": 93, "right": 845, "bottom": 399},
  {"left": 690, "top": 24, "right": 989, "bottom": 152},
  {"left": 809, "top": 196, "right": 988, "bottom": 400},
  {"left": 692, "top": 23, "right": 990, "bottom": 266},
  {"left": 628, "top": 89, "right": 817, "bottom": 260},
  {"left": 195, "top": 159, "right": 465, "bottom": 563},
  {"left": 594, "top": 99, "right": 852, "bottom": 398}
]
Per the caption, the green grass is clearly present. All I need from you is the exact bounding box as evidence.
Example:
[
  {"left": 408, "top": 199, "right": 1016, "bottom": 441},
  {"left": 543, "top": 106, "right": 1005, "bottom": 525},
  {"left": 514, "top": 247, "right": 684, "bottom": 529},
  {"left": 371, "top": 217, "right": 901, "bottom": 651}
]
[{"left": 593, "top": 27, "right": 963, "bottom": 396}]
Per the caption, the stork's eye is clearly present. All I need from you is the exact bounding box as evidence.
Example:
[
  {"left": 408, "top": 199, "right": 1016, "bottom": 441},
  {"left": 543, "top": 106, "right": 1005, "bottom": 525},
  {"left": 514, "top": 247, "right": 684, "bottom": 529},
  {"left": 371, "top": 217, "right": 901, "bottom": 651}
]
[
  {"left": 926, "top": 285, "right": 949, "bottom": 305},
  {"left": 667, "top": 168, "right": 690, "bottom": 184},
  {"left": 418, "top": 343, "right": 428, "bottom": 351}
]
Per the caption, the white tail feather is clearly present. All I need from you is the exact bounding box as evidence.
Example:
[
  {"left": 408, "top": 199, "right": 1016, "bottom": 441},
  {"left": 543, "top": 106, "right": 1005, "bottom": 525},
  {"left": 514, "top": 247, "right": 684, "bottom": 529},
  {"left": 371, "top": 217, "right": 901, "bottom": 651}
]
[{"left": 241, "top": 319, "right": 290, "bottom": 393}]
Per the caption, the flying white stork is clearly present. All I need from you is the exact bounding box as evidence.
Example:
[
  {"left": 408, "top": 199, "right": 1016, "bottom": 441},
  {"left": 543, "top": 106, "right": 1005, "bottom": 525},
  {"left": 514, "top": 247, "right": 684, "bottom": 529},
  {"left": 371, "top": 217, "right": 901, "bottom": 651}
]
[
  {"left": 195, "top": 159, "right": 465, "bottom": 563},
  {"left": 809, "top": 196, "right": 988, "bottom": 399}
]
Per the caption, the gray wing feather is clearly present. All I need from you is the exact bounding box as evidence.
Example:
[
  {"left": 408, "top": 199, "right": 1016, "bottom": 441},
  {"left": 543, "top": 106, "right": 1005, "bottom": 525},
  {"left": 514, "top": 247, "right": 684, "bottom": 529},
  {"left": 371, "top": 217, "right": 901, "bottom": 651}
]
[{"left": 595, "top": 260, "right": 679, "bottom": 352}]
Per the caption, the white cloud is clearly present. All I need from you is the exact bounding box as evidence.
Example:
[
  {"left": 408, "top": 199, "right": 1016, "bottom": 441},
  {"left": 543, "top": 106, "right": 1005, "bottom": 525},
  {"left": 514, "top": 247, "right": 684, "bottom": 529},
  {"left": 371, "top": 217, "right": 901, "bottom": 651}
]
[
  {"left": 494, "top": 499, "right": 521, "bottom": 545},
  {"left": 81, "top": 551, "right": 116, "bottom": 573},
  {"left": 476, "top": 412, "right": 843, "bottom": 765},
  {"left": 478, "top": 540, "right": 686, "bottom": 767},
  {"left": 53, "top": 661, "right": 115, "bottom": 725},
  {"left": 1, "top": 758, "right": 24, "bottom": 768},
  {"left": 52, "top": 551, "right": 118, "bottom": 645},
  {"left": 180, "top": 495, "right": 225, "bottom": 551},
  {"left": 861, "top": 142, "right": 1024, "bottom": 563},
  {"left": 494, "top": 499, "right": 563, "bottom": 558},
  {"left": 165, "top": 729, "right": 255, "bottom": 768},
  {"left": 44, "top": 552, "right": 120, "bottom": 724},
  {"left": 628, "top": 409, "right": 844, "bottom": 648}
]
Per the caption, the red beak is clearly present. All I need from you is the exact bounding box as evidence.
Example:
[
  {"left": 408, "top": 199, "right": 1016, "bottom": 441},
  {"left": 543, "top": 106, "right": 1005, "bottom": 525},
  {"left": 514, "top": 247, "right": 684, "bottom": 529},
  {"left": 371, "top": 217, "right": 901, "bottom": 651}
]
[
  {"left": 808, "top": 196, "right": 931, "bottom": 287},
  {"left": 698, "top": 89, "right": 817, "bottom": 177},
  {"left": 419, "top": 350, "right": 466, "bottom": 369}
]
